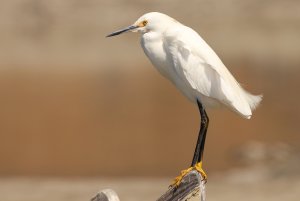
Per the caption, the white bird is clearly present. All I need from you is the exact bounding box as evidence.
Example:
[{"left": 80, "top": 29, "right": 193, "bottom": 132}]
[{"left": 107, "top": 12, "right": 262, "bottom": 186}]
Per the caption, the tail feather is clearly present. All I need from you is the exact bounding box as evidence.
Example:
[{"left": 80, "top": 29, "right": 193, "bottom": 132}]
[
  {"left": 239, "top": 90, "right": 262, "bottom": 119},
  {"left": 245, "top": 92, "right": 263, "bottom": 111}
]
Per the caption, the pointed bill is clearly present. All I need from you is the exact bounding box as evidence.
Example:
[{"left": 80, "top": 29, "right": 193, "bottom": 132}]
[{"left": 106, "top": 25, "right": 138, "bottom": 37}]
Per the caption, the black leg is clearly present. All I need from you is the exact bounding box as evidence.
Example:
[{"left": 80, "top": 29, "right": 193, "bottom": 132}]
[{"left": 191, "top": 99, "right": 209, "bottom": 167}]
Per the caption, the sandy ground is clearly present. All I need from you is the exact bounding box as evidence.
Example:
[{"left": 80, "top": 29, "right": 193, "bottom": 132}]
[
  {"left": 1, "top": 173, "right": 299, "bottom": 201},
  {"left": 2, "top": 144, "right": 299, "bottom": 201}
]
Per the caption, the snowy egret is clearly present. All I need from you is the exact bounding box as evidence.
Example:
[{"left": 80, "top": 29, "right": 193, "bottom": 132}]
[{"left": 107, "top": 12, "right": 262, "bottom": 186}]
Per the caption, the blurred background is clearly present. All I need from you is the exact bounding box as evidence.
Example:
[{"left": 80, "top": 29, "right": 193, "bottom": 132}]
[{"left": 0, "top": 0, "right": 300, "bottom": 200}]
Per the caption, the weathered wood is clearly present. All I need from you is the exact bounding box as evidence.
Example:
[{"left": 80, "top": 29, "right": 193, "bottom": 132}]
[
  {"left": 91, "top": 170, "right": 205, "bottom": 201},
  {"left": 91, "top": 189, "right": 120, "bottom": 201},
  {"left": 157, "top": 170, "right": 205, "bottom": 201}
]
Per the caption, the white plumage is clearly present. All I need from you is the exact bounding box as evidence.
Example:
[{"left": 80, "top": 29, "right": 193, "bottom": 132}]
[
  {"left": 107, "top": 11, "right": 262, "bottom": 186},
  {"left": 138, "top": 12, "right": 262, "bottom": 119}
]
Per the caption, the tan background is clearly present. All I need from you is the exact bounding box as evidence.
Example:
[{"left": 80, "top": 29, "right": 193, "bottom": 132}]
[{"left": 0, "top": 0, "right": 299, "bottom": 180}]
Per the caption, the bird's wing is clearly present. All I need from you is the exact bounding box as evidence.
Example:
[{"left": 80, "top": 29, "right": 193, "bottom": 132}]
[{"left": 163, "top": 25, "right": 261, "bottom": 118}]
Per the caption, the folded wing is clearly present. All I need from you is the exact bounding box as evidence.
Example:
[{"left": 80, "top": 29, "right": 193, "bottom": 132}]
[{"left": 163, "top": 25, "right": 262, "bottom": 119}]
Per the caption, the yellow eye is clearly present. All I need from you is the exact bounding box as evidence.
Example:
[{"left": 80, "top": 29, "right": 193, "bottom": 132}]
[{"left": 142, "top": 20, "right": 148, "bottom": 26}]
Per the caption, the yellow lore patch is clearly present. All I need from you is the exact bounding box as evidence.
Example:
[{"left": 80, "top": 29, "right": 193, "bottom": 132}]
[{"left": 138, "top": 20, "right": 148, "bottom": 27}]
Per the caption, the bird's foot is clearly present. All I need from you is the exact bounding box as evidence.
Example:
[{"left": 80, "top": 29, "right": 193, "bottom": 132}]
[
  {"left": 194, "top": 161, "right": 207, "bottom": 182},
  {"left": 170, "top": 161, "right": 207, "bottom": 188}
]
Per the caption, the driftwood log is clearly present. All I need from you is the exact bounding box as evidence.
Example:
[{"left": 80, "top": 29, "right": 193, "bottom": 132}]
[{"left": 91, "top": 170, "right": 206, "bottom": 201}]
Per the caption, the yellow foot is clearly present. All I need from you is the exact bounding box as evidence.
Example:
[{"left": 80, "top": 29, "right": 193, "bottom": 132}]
[
  {"left": 194, "top": 161, "right": 207, "bottom": 181},
  {"left": 170, "top": 161, "right": 207, "bottom": 187}
]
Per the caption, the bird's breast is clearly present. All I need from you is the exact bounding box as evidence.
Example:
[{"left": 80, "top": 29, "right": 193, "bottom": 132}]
[
  {"left": 140, "top": 32, "right": 196, "bottom": 101},
  {"left": 141, "top": 33, "right": 175, "bottom": 80}
]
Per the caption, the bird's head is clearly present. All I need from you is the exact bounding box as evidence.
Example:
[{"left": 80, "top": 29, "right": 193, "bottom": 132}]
[{"left": 106, "top": 12, "right": 176, "bottom": 37}]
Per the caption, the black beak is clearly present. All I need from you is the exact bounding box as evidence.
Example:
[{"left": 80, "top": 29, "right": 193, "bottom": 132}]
[{"left": 106, "top": 25, "right": 138, "bottom": 37}]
